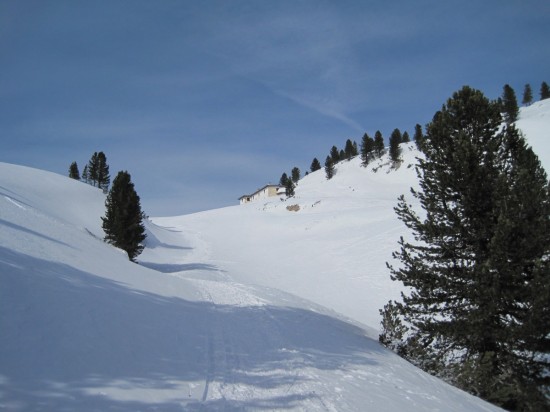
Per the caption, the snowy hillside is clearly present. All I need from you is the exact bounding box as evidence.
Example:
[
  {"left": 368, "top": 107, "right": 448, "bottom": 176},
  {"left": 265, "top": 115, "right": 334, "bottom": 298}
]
[{"left": 4, "top": 98, "right": 549, "bottom": 411}]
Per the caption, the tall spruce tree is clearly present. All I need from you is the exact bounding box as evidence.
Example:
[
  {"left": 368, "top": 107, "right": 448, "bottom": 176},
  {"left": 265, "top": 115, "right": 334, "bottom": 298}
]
[
  {"left": 87, "top": 152, "right": 99, "bottom": 186},
  {"left": 402, "top": 131, "right": 410, "bottom": 143},
  {"left": 330, "top": 146, "right": 340, "bottom": 163},
  {"left": 374, "top": 131, "right": 384, "bottom": 157},
  {"left": 102, "top": 171, "right": 146, "bottom": 262},
  {"left": 291, "top": 166, "right": 300, "bottom": 184},
  {"left": 310, "top": 157, "right": 322, "bottom": 172},
  {"left": 96, "top": 152, "right": 110, "bottom": 192},
  {"left": 383, "top": 86, "right": 550, "bottom": 410},
  {"left": 284, "top": 179, "right": 295, "bottom": 197},
  {"left": 502, "top": 84, "right": 519, "bottom": 124},
  {"left": 324, "top": 156, "right": 335, "bottom": 180},
  {"left": 69, "top": 161, "right": 80, "bottom": 180},
  {"left": 82, "top": 164, "right": 89, "bottom": 183},
  {"left": 360, "top": 133, "right": 375, "bottom": 166},
  {"left": 344, "top": 139, "right": 355, "bottom": 160},
  {"left": 522, "top": 83, "right": 533, "bottom": 106},
  {"left": 279, "top": 172, "right": 289, "bottom": 187},
  {"left": 413, "top": 124, "right": 425, "bottom": 151},
  {"left": 540, "top": 81, "right": 550, "bottom": 100},
  {"left": 389, "top": 128, "right": 402, "bottom": 163}
]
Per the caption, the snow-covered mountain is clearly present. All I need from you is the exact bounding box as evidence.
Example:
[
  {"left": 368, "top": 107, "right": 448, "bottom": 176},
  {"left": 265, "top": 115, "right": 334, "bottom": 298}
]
[{"left": 2, "top": 100, "right": 548, "bottom": 410}]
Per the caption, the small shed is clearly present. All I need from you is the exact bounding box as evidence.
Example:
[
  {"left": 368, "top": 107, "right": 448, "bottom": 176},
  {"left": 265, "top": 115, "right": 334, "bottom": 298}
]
[{"left": 239, "top": 184, "right": 284, "bottom": 205}]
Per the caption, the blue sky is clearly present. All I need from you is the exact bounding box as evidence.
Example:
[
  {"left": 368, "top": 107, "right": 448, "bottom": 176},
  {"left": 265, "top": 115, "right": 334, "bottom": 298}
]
[{"left": 1, "top": 1, "right": 549, "bottom": 216}]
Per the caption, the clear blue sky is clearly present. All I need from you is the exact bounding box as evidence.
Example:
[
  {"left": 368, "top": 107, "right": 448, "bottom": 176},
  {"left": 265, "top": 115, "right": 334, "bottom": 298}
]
[{"left": 2, "top": 1, "right": 549, "bottom": 216}]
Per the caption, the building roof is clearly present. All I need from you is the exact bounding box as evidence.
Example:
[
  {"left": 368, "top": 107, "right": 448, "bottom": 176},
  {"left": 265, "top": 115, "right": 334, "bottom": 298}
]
[{"left": 239, "top": 184, "right": 283, "bottom": 200}]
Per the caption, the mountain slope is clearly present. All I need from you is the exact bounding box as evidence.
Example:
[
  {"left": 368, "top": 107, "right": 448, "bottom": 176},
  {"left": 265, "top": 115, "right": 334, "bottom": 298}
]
[{"left": 0, "top": 169, "right": 504, "bottom": 409}]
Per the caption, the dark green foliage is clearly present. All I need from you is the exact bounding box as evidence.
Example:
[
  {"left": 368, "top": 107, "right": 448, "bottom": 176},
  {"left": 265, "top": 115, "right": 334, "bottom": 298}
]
[
  {"left": 339, "top": 149, "right": 345, "bottom": 160},
  {"left": 413, "top": 124, "right": 425, "bottom": 151},
  {"left": 389, "top": 128, "right": 401, "bottom": 163},
  {"left": 360, "top": 133, "right": 375, "bottom": 166},
  {"left": 541, "top": 81, "right": 550, "bottom": 100},
  {"left": 402, "top": 131, "right": 410, "bottom": 143},
  {"left": 87, "top": 151, "right": 110, "bottom": 190},
  {"left": 69, "top": 161, "right": 80, "bottom": 180},
  {"left": 82, "top": 165, "right": 89, "bottom": 183},
  {"left": 284, "top": 179, "right": 295, "bottom": 197},
  {"left": 522, "top": 83, "right": 533, "bottom": 106},
  {"left": 344, "top": 139, "right": 356, "bottom": 160},
  {"left": 385, "top": 86, "right": 550, "bottom": 410},
  {"left": 324, "top": 156, "right": 335, "bottom": 180},
  {"left": 502, "top": 84, "right": 519, "bottom": 124},
  {"left": 291, "top": 167, "right": 300, "bottom": 183},
  {"left": 330, "top": 146, "right": 340, "bottom": 163},
  {"left": 279, "top": 172, "right": 289, "bottom": 187},
  {"left": 353, "top": 141, "right": 358, "bottom": 157},
  {"left": 310, "top": 158, "right": 321, "bottom": 172},
  {"left": 102, "top": 171, "right": 147, "bottom": 262},
  {"left": 373, "top": 131, "right": 384, "bottom": 157}
]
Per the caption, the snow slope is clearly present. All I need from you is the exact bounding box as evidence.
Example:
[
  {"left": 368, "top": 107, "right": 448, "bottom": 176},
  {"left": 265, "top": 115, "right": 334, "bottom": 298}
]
[{"left": 6, "top": 99, "right": 549, "bottom": 410}]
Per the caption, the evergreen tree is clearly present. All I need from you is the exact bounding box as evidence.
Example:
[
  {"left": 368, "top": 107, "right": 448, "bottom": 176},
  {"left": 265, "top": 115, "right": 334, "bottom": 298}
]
[
  {"left": 69, "top": 161, "right": 80, "bottom": 180},
  {"left": 389, "top": 128, "right": 402, "bottom": 163},
  {"left": 360, "top": 133, "right": 375, "bottom": 166},
  {"left": 402, "top": 131, "right": 410, "bottom": 143},
  {"left": 383, "top": 86, "right": 550, "bottom": 410},
  {"left": 324, "top": 156, "right": 335, "bottom": 180},
  {"left": 344, "top": 139, "right": 355, "bottom": 160},
  {"left": 284, "top": 179, "right": 295, "bottom": 197},
  {"left": 339, "top": 149, "right": 345, "bottom": 160},
  {"left": 540, "top": 81, "right": 550, "bottom": 100},
  {"left": 310, "top": 157, "right": 322, "bottom": 172},
  {"left": 96, "top": 152, "right": 110, "bottom": 192},
  {"left": 413, "top": 124, "right": 425, "bottom": 151},
  {"left": 279, "top": 172, "right": 289, "bottom": 187},
  {"left": 374, "top": 131, "right": 384, "bottom": 157},
  {"left": 102, "top": 171, "right": 147, "bottom": 262},
  {"left": 87, "top": 152, "right": 99, "bottom": 186},
  {"left": 522, "top": 83, "right": 533, "bottom": 106},
  {"left": 352, "top": 141, "right": 359, "bottom": 157},
  {"left": 502, "top": 84, "right": 519, "bottom": 124},
  {"left": 330, "top": 146, "right": 340, "bottom": 163},
  {"left": 82, "top": 164, "right": 89, "bottom": 183},
  {"left": 291, "top": 166, "right": 300, "bottom": 184}
]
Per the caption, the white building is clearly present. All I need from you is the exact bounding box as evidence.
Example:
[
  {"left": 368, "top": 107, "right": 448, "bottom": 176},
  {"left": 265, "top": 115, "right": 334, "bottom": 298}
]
[{"left": 239, "top": 184, "right": 285, "bottom": 205}]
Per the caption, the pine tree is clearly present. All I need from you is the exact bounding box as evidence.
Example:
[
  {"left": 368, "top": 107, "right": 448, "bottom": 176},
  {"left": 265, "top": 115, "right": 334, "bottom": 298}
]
[
  {"left": 279, "top": 172, "right": 289, "bottom": 187},
  {"left": 310, "top": 158, "right": 322, "bottom": 172},
  {"left": 502, "top": 84, "right": 519, "bottom": 124},
  {"left": 384, "top": 86, "right": 550, "bottom": 410},
  {"left": 540, "top": 81, "right": 550, "bottom": 100},
  {"left": 352, "top": 141, "right": 359, "bottom": 156},
  {"left": 87, "top": 152, "right": 99, "bottom": 186},
  {"left": 69, "top": 161, "right": 80, "bottom": 180},
  {"left": 284, "top": 179, "right": 295, "bottom": 197},
  {"left": 360, "top": 133, "right": 375, "bottom": 166},
  {"left": 324, "top": 156, "right": 335, "bottom": 180},
  {"left": 330, "top": 146, "right": 340, "bottom": 164},
  {"left": 102, "top": 171, "right": 147, "bottom": 262},
  {"left": 413, "top": 124, "right": 425, "bottom": 151},
  {"left": 291, "top": 167, "right": 300, "bottom": 184},
  {"left": 82, "top": 164, "right": 89, "bottom": 183},
  {"left": 402, "top": 131, "right": 410, "bottom": 143},
  {"left": 522, "top": 83, "right": 533, "bottom": 106},
  {"left": 389, "top": 128, "right": 402, "bottom": 163},
  {"left": 344, "top": 139, "right": 355, "bottom": 160},
  {"left": 96, "top": 152, "right": 110, "bottom": 192},
  {"left": 374, "top": 131, "right": 384, "bottom": 157}
]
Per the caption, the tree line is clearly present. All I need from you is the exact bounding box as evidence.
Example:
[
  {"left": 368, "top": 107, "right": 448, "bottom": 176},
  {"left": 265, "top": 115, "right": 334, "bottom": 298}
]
[{"left": 68, "top": 152, "right": 146, "bottom": 262}]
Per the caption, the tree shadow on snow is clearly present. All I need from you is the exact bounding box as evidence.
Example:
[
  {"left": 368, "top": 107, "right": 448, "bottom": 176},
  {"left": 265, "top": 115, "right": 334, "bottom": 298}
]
[
  {"left": 139, "top": 261, "right": 221, "bottom": 274},
  {"left": 0, "top": 246, "right": 385, "bottom": 411}
]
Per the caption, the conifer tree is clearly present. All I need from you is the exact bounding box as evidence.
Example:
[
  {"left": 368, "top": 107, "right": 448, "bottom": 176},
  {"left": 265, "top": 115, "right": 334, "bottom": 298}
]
[
  {"left": 374, "top": 131, "right": 384, "bottom": 157},
  {"left": 330, "top": 146, "right": 340, "bottom": 163},
  {"left": 522, "top": 83, "right": 533, "bottom": 106},
  {"left": 69, "top": 161, "right": 80, "bottom": 180},
  {"left": 279, "top": 172, "right": 289, "bottom": 187},
  {"left": 284, "top": 179, "right": 295, "bottom": 197},
  {"left": 389, "top": 128, "right": 402, "bottom": 163},
  {"left": 96, "top": 152, "right": 110, "bottom": 192},
  {"left": 102, "top": 171, "right": 147, "bottom": 262},
  {"left": 310, "top": 158, "right": 321, "bottom": 172},
  {"left": 352, "top": 141, "right": 358, "bottom": 156},
  {"left": 82, "top": 164, "right": 89, "bottom": 183},
  {"left": 383, "top": 86, "right": 550, "bottom": 410},
  {"left": 291, "top": 167, "right": 300, "bottom": 184},
  {"left": 502, "top": 84, "right": 519, "bottom": 124},
  {"left": 414, "top": 124, "right": 425, "bottom": 151},
  {"left": 344, "top": 139, "right": 355, "bottom": 160},
  {"left": 540, "top": 81, "right": 550, "bottom": 100},
  {"left": 87, "top": 152, "right": 99, "bottom": 186},
  {"left": 324, "top": 156, "right": 335, "bottom": 180},
  {"left": 402, "top": 131, "right": 410, "bottom": 143},
  {"left": 360, "top": 133, "right": 375, "bottom": 166}
]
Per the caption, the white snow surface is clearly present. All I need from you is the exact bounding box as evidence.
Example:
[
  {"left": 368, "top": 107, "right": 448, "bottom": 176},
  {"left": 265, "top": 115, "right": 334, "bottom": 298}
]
[{"left": 3, "top": 100, "right": 548, "bottom": 411}]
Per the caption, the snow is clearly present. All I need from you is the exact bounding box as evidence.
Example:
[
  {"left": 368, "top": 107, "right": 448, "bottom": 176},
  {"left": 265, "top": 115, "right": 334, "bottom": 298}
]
[{"left": 4, "top": 99, "right": 549, "bottom": 410}]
